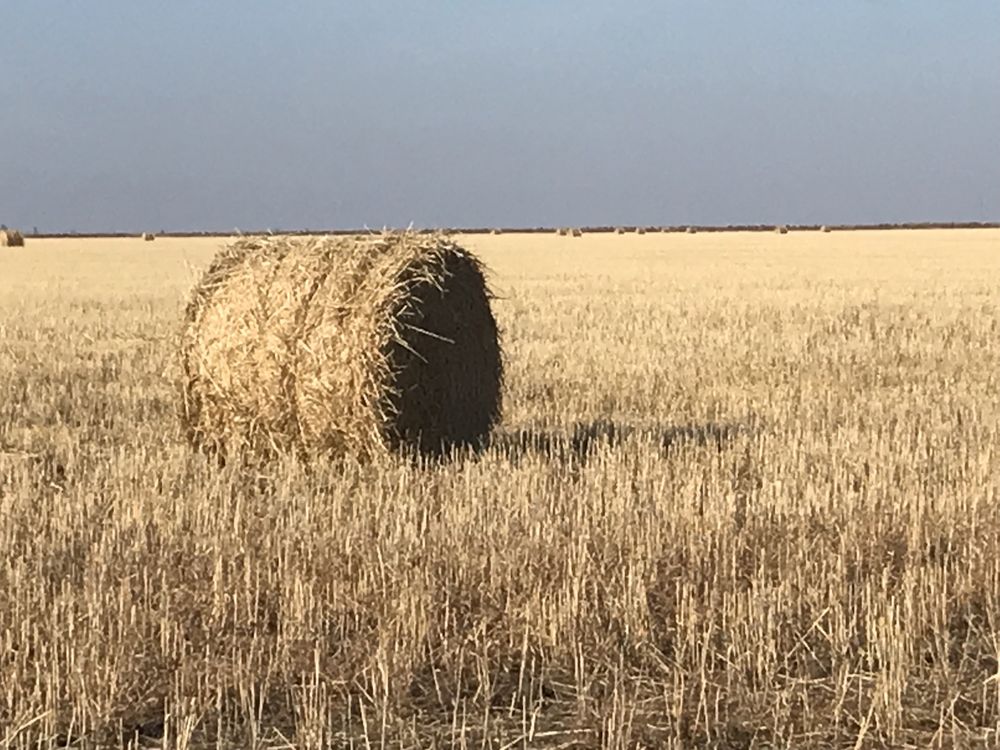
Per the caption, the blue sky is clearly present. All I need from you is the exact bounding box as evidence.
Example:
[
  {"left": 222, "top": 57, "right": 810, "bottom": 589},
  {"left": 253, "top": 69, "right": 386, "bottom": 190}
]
[{"left": 1, "top": 2, "right": 998, "bottom": 232}]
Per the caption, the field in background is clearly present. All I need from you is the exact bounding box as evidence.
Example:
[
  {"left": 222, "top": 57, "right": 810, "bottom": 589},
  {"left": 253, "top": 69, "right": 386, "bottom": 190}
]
[{"left": 2, "top": 230, "right": 1000, "bottom": 748}]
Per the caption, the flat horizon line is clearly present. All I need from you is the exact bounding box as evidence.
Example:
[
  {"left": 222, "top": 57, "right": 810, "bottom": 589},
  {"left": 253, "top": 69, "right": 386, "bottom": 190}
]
[{"left": 10, "top": 221, "right": 1000, "bottom": 239}]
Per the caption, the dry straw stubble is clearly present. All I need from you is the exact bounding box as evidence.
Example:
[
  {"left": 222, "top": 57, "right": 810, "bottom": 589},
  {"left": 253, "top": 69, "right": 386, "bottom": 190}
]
[{"left": 181, "top": 232, "right": 503, "bottom": 462}]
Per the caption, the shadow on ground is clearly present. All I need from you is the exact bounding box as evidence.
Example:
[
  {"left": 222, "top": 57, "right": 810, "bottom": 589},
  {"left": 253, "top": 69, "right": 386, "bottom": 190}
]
[{"left": 487, "top": 418, "right": 758, "bottom": 464}]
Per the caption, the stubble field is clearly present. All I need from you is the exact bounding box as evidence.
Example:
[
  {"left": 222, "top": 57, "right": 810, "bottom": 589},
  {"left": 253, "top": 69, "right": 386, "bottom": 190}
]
[{"left": 2, "top": 230, "right": 1000, "bottom": 748}]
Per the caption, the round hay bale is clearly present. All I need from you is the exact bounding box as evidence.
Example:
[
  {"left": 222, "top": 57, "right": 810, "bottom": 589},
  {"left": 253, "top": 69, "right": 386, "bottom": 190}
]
[
  {"left": 775, "top": 225, "right": 789, "bottom": 234},
  {"left": 636, "top": 227, "right": 646, "bottom": 235},
  {"left": 614, "top": 227, "right": 626, "bottom": 234},
  {"left": 686, "top": 226, "right": 697, "bottom": 234},
  {"left": 571, "top": 228, "right": 583, "bottom": 237},
  {"left": 142, "top": 232, "right": 155, "bottom": 241},
  {"left": 180, "top": 232, "right": 503, "bottom": 462},
  {"left": 490, "top": 228, "right": 502, "bottom": 235},
  {"left": 0, "top": 229, "right": 25, "bottom": 247},
  {"left": 820, "top": 225, "right": 831, "bottom": 233}
]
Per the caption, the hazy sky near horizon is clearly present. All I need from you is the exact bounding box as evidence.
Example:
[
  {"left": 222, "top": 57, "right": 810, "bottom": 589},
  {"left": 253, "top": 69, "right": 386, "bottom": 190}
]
[{"left": 2, "top": 2, "right": 998, "bottom": 232}]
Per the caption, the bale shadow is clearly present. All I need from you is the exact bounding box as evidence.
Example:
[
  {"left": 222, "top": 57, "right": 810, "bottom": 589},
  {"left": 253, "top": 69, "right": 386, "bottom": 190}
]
[{"left": 487, "top": 417, "right": 758, "bottom": 466}]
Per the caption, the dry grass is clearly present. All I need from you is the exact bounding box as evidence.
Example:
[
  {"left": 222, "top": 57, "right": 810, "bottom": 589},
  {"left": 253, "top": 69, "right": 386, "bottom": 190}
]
[
  {"left": 0, "top": 228, "right": 25, "bottom": 247},
  {"left": 2, "top": 230, "right": 1000, "bottom": 747},
  {"left": 181, "top": 232, "right": 502, "bottom": 462}
]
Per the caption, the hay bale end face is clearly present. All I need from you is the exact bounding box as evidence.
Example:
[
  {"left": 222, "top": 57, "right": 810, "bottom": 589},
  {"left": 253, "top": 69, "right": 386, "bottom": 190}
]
[
  {"left": 181, "top": 232, "right": 503, "bottom": 462},
  {"left": 0, "top": 229, "right": 25, "bottom": 247}
]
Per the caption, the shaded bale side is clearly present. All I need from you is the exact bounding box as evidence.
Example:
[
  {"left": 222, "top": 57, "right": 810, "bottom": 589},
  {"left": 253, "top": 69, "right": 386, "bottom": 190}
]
[
  {"left": 0, "top": 229, "right": 25, "bottom": 247},
  {"left": 180, "top": 232, "right": 503, "bottom": 462}
]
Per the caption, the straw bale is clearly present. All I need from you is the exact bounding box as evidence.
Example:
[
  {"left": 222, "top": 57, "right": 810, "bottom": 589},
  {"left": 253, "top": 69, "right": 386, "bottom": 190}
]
[
  {"left": 142, "top": 232, "right": 155, "bottom": 241},
  {"left": 775, "top": 225, "right": 789, "bottom": 234},
  {"left": 820, "top": 225, "right": 831, "bottom": 233},
  {"left": 180, "top": 232, "right": 503, "bottom": 462},
  {"left": 686, "top": 226, "right": 697, "bottom": 234},
  {"left": 614, "top": 227, "right": 626, "bottom": 234},
  {"left": 571, "top": 228, "right": 583, "bottom": 237},
  {"left": 0, "top": 229, "right": 25, "bottom": 247},
  {"left": 636, "top": 227, "right": 646, "bottom": 235}
]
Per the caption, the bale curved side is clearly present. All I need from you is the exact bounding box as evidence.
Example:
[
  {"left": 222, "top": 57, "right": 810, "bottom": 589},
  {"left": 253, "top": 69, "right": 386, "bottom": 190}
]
[
  {"left": 0, "top": 229, "right": 25, "bottom": 247},
  {"left": 180, "top": 233, "right": 503, "bottom": 461}
]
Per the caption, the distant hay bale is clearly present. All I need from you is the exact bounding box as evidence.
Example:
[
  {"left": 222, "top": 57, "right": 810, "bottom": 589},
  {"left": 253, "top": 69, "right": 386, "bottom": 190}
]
[
  {"left": 614, "top": 227, "right": 626, "bottom": 234},
  {"left": 556, "top": 228, "right": 568, "bottom": 236},
  {"left": 571, "top": 228, "right": 583, "bottom": 237},
  {"left": 775, "top": 225, "right": 789, "bottom": 234},
  {"left": 686, "top": 226, "right": 697, "bottom": 234},
  {"left": 636, "top": 227, "right": 646, "bottom": 235},
  {"left": 820, "top": 225, "right": 831, "bottom": 233},
  {"left": 490, "top": 228, "right": 502, "bottom": 235},
  {"left": 0, "top": 229, "right": 25, "bottom": 247},
  {"left": 180, "top": 232, "right": 503, "bottom": 462},
  {"left": 142, "top": 232, "right": 155, "bottom": 241}
]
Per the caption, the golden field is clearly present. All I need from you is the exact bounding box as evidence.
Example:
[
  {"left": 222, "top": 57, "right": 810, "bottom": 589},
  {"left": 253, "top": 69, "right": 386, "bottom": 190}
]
[{"left": 2, "top": 229, "right": 1000, "bottom": 748}]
